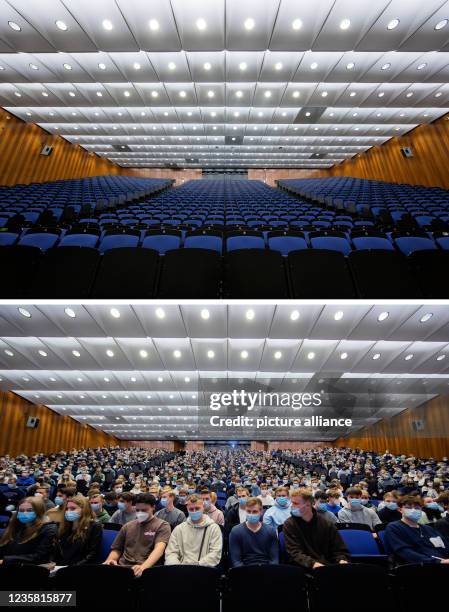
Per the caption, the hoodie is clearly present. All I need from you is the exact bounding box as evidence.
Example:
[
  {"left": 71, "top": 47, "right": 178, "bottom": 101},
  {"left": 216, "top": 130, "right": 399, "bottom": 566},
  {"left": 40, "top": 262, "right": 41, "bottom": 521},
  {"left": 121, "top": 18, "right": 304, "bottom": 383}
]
[{"left": 164, "top": 514, "right": 222, "bottom": 566}]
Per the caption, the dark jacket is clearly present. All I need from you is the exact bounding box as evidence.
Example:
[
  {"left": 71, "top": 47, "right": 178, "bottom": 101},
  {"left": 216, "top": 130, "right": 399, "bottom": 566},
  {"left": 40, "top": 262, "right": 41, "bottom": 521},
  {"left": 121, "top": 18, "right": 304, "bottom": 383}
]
[
  {"left": 0, "top": 522, "right": 57, "bottom": 565},
  {"left": 55, "top": 522, "right": 103, "bottom": 566},
  {"left": 283, "top": 509, "right": 349, "bottom": 570},
  {"left": 378, "top": 507, "right": 402, "bottom": 525},
  {"left": 224, "top": 504, "right": 242, "bottom": 536},
  {"left": 434, "top": 515, "right": 449, "bottom": 541}
]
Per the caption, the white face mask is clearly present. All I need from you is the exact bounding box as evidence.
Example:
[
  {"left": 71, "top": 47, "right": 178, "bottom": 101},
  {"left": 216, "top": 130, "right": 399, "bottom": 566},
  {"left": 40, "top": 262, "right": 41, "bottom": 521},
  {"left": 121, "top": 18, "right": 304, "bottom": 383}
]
[{"left": 136, "top": 511, "right": 150, "bottom": 523}]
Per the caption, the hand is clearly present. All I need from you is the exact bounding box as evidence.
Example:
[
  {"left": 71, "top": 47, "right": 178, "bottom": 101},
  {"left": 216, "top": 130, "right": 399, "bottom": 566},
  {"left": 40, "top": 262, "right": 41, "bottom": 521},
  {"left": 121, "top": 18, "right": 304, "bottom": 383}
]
[
  {"left": 339, "top": 560, "right": 349, "bottom": 564},
  {"left": 440, "top": 559, "right": 449, "bottom": 564},
  {"left": 0, "top": 560, "right": 3, "bottom": 565},
  {"left": 132, "top": 564, "right": 145, "bottom": 577},
  {"left": 103, "top": 559, "right": 118, "bottom": 566},
  {"left": 312, "top": 562, "right": 324, "bottom": 569}
]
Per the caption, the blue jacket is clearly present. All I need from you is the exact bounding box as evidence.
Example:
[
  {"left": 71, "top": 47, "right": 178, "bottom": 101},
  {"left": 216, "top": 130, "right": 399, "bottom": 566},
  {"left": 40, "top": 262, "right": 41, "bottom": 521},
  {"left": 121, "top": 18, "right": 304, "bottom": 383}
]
[{"left": 385, "top": 520, "right": 449, "bottom": 564}]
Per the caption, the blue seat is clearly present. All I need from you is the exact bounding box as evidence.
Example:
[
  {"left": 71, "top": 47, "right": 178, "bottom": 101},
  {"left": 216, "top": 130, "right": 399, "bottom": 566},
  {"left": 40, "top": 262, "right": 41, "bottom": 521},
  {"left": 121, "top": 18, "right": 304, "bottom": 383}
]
[
  {"left": 184, "top": 235, "right": 222, "bottom": 253},
  {"left": 268, "top": 236, "right": 308, "bottom": 256},
  {"left": 352, "top": 237, "right": 394, "bottom": 251},
  {"left": 18, "top": 233, "right": 59, "bottom": 251},
  {"left": 142, "top": 234, "right": 181, "bottom": 254},
  {"left": 394, "top": 236, "right": 437, "bottom": 256},
  {"left": 435, "top": 235, "right": 449, "bottom": 250},
  {"left": 0, "top": 232, "right": 19, "bottom": 246},
  {"left": 338, "top": 530, "right": 380, "bottom": 556},
  {"left": 310, "top": 236, "right": 351, "bottom": 256},
  {"left": 226, "top": 236, "right": 265, "bottom": 252},
  {"left": 99, "top": 234, "right": 139, "bottom": 253},
  {"left": 98, "top": 529, "right": 119, "bottom": 562},
  {"left": 59, "top": 233, "right": 99, "bottom": 248}
]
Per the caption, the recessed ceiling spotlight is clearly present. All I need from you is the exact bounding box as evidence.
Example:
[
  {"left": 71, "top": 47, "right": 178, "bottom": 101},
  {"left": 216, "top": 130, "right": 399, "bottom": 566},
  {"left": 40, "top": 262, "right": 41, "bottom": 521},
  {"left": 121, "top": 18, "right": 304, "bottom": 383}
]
[
  {"left": 196, "top": 18, "right": 207, "bottom": 30},
  {"left": 42, "top": 91, "right": 49, "bottom": 97},
  {"left": 435, "top": 18, "right": 448, "bottom": 30},
  {"left": 381, "top": 63, "right": 391, "bottom": 71},
  {"left": 207, "top": 90, "right": 215, "bottom": 98},
  {"left": 435, "top": 92, "right": 442, "bottom": 97},
  {"left": 18, "top": 307, "right": 31, "bottom": 318},
  {"left": 155, "top": 308, "right": 165, "bottom": 319},
  {"left": 124, "top": 90, "right": 130, "bottom": 97},
  {"left": 207, "top": 350, "right": 215, "bottom": 359},
  {"left": 292, "top": 91, "right": 300, "bottom": 98},
  {"left": 151, "top": 90, "right": 158, "bottom": 98},
  {"left": 349, "top": 92, "right": 356, "bottom": 97},
  {"left": 184, "top": 376, "right": 190, "bottom": 383},
  {"left": 275, "top": 62, "right": 283, "bottom": 70},
  {"left": 173, "top": 350, "right": 182, "bottom": 358},
  {"left": 235, "top": 90, "right": 243, "bottom": 98},
  {"left": 274, "top": 351, "right": 282, "bottom": 360},
  {"left": 405, "top": 353, "right": 414, "bottom": 361},
  {"left": 346, "top": 62, "right": 355, "bottom": 70},
  {"left": 106, "top": 349, "right": 114, "bottom": 357},
  {"left": 69, "top": 91, "right": 75, "bottom": 97},
  {"left": 38, "top": 350, "right": 47, "bottom": 357},
  {"left": 321, "top": 91, "right": 328, "bottom": 97},
  {"left": 340, "top": 18, "right": 351, "bottom": 30},
  {"left": 334, "top": 311, "right": 344, "bottom": 321},
  {"left": 14, "top": 92, "right": 22, "bottom": 97},
  {"left": 241, "top": 350, "right": 249, "bottom": 359},
  {"left": 307, "top": 352, "right": 315, "bottom": 360},
  {"left": 168, "top": 62, "right": 176, "bottom": 70},
  {"left": 4, "top": 349, "right": 13, "bottom": 357},
  {"left": 179, "top": 90, "right": 186, "bottom": 98},
  {"left": 149, "top": 19, "right": 159, "bottom": 31},
  {"left": 30, "top": 63, "right": 39, "bottom": 70},
  {"left": 139, "top": 349, "right": 148, "bottom": 359},
  {"left": 72, "top": 350, "right": 81, "bottom": 357},
  {"left": 200, "top": 308, "right": 210, "bottom": 320},
  {"left": 372, "top": 353, "right": 381, "bottom": 360},
  {"left": 130, "top": 377, "right": 137, "bottom": 382},
  {"left": 378, "top": 92, "right": 385, "bottom": 97},
  {"left": 417, "top": 63, "right": 427, "bottom": 70},
  {"left": 157, "top": 376, "right": 163, "bottom": 382},
  {"left": 203, "top": 62, "right": 211, "bottom": 70},
  {"left": 8, "top": 21, "right": 21, "bottom": 31},
  {"left": 102, "top": 19, "right": 113, "bottom": 31},
  {"left": 55, "top": 20, "right": 68, "bottom": 31},
  {"left": 310, "top": 62, "right": 318, "bottom": 70},
  {"left": 378, "top": 311, "right": 389, "bottom": 322},
  {"left": 63, "top": 63, "right": 72, "bottom": 70},
  {"left": 244, "top": 18, "right": 255, "bottom": 30},
  {"left": 340, "top": 352, "right": 348, "bottom": 360},
  {"left": 292, "top": 18, "right": 302, "bottom": 30},
  {"left": 437, "top": 354, "right": 446, "bottom": 361},
  {"left": 387, "top": 19, "right": 400, "bottom": 30},
  {"left": 246, "top": 309, "right": 255, "bottom": 320},
  {"left": 264, "top": 91, "right": 272, "bottom": 98},
  {"left": 420, "top": 313, "right": 433, "bottom": 322},
  {"left": 133, "top": 62, "right": 141, "bottom": 70},
  {"left": 406, "top": 92, "right": 414, "bottom": 98}
]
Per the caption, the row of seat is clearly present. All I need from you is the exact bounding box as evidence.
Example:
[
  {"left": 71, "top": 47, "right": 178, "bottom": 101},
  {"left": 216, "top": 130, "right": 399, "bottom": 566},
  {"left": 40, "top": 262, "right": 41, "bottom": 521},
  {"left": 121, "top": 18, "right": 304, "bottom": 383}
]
[{"left": 1, "top": 245, "right": 447, "bottom": 298}]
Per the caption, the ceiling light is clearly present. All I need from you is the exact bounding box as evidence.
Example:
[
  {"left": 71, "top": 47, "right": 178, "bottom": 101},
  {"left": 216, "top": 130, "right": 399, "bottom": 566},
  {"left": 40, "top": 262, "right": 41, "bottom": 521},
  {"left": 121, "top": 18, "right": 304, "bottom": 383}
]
[
  {"left": 200, "top": 309, "right": 210, "bottom": 320},
  {"left": 139, "top": 349, "right": 148, "bottom": 359},
  {"left": 406, "top": 92, "right": 414, "bottom": 98},
  {"left": 149, "top": 19, "right": 159, "bottom": 31},
  {"left": 18, "top": 307, "right": 31, "bottom": 318},
  {"left": 274, "top": 351, "right": 282, "bottom": 360},
  {"left": 155, "top": 308, "right": 165, "bottom": 319},
  {"left": 30, "top": 63, "right": 39, "bottom": 70},
  {"left": 204, "top": 62, "right": 211, "bottom": 70},
  {"left": 420, "top": 313, "right": 433, "bottom": 322},
  {"left": 346, "top": 62, "right": 355, "bottom": 70},
  {"left": 381, "top": 63, "right": 391, "bottom": 70},
  {"left": 42, "top": 92, "right": 49, "bottom": 97},
  {"left": 235, "top": 90, "right": 243, "bottom": 98},
  {"left": 130, "top": 377, "right": 137, "bottom": 382},
  {"left": 307, "top": 352, "right": 315, "bottom": 360},
  {"left": 321, "top": 91, "right": 328, "bottom": 97},
  {"left": 405, "top": 354, "right": 414, "bottom": 361},
  {"left": 334, "top": 311, "right": 344, "bottom": 321},
  {"left": 244, "top": 18, "right": 255, "bottom": 30},
  {"left": 106, "top": 349, "right": 114, "bottom": 357},
  {"left": 72, "top": 350, "right": 81, "bottom": 358},
  {"left": 4, "top": 349, "right": 13, "bottom": 357},
  {"left": 378, "top": 92, "right": 385, "bottom": 98},
  {"left": 8, "top": 21, "right": 21, "bottom": 31},
  {"left": 196, "top": 18, "right": 207, "bottom": 30},
  {"left": 435, "top": 92, "right": 442, "bottom": 97},
  {"left": 417, "top": 63, "right": 427, "bottom": 70},
  {"left": 305, "top": 112, "right": 311, "bottom": 117},
  {"left": 340, "top": 19, "right": 351, "bottom": 30},
  {"left": 245, "top": 309, "right": 255, "bottom": 320},
  {"left": 179, "top": 90, "right": 186, "bottom": 98},
  {"left": 289, "top": 310, "right": 300, "bottom": 321},
  {"left": 207, "top": 350, "right": 215, "bottom": 359},
  {"left": 275, "top": 62, "right": 283, "bottom": 70},
  {"left": 241, "top": 350, "right": 249, "bottom": 359},
  {"left": 437, "top": 354, "right": 446, "bottom": 361},
  {"left": 173, "top": 350, "right": 181, "bottom": 358},
  {"left": 123, "top": 90, "right": 130, "bottom": 97},
  {"left": 69, "top": 91, "right": 75, "bottom": 97},
  {"left": 151, "top": 90, "right": 158, "bottom": 98},
  {"left": 435, "top": 18, "right": 448, "bottom": 30},
  {"left": 133, "top": 62, "right": 141, "bottom": 70},
  {"left": 157, "top": 376, "right": 163, "bottom": 382},
  {"left": 168, "top": 62, "right": 176, "bottom": 70},
  {"left": 293, "top": 91, "right": 300, "bottom": 98},
  {"left": 102, "top": 19, "right": 113, "bottom": 31},
  {"left": 377, "top": 311, "right": 389, "bottom": 322},
  {"left": 387, "top": 19, "right": 400, "bottom": 30},
  {"left": 372, "top": 353, "right": 381, "bottom": 360},
  {"left": 207, "top": 90, "right": 215, "bottom": 98},
  {"left": 292, "top": 18, "right": 302, "bottom": 30},
  {"left": 264, "top": 91, "right": 272, "bottom": 98},
  {"left": 55, "top": 20, "right": 68, "bottom": 31},
  {"left": 340, "top": 352, "right": 348, "bottom": 360},
  {"left": 239, "top": 62, "right": 247, "bottom": 71},
  {"left": 14, "top": 92, "right": 21, "bottom": 97}
]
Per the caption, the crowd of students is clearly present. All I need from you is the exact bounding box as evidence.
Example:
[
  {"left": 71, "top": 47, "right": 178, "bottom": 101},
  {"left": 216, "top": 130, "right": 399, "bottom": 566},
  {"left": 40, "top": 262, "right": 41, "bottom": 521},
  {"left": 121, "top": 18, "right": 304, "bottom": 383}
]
[{"left": 0, "top": 446, "right": 448, "bottom": 573}]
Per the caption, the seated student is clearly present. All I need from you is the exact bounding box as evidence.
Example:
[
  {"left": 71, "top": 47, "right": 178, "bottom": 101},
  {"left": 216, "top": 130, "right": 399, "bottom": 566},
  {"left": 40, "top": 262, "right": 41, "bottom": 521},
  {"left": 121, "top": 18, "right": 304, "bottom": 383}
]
[
  {"left": 258, "top": 483, "right": 275, "bottom": 508},
  {"left": 103, "top": 492, "right": 119, "bottom": 517},
  {"left": 422, "top": 496, "right": 443, "bottom": 523},
  {"left": 200, "top": 490, "right": 224, "bottom": 526},
  {"left": 229, "top": 497, "right": 278, "bottom": 567},
  {"left": 360, "top": 489, "right": 377, "bottom": 512},
  {"left": 314, "top": 491, "right": 337, "bottom": 523},
  {"left": 156, "top": 490, "right": 186, "bottom": 529},
  {"left": 54, "top": 495, "right": 102, "bottom": 566},
  {"left": 0, "top": 497, "right": 57, "bottom": 565},
  {"left": 164, "top": 494, "right": 222, "bottom": 567},
  {"left": 104, "top": 493, "right": 171, "bottom": 577},
  {"left": 385, "top": 495, "right": 449, "bottom": 564},
  {"left": 283, "top": 489, "right": 350, "bottom": 570},
  {"left": 225, "top": 487, "right": 250, "bottom": 535},
  {"left": 337, "top": 487, "right": 381, "bottom": 529},
  {"left": 0, "top": 476, "right": 23, "bottom": 511},
  {"left": 434, "top": 493, "right": 449, "bottom": 540},
  {"left": 325, "top": 489, "right": 342, "bottom": 515},
  {"left": 148, "top": 485, "right": 163, "bottom": 511},
  {"left": 263, "top": 486, "right": 292, "bottom": 530},
  {"left": 89, "top": 493, "right": 111, "bottom": 524},
  {"left": 31, "top": 483, "right": 55, "bottom": 510},
  {"left": 109, "top": 493, "right": 136, "bottom": 526},
  {"left": 46, "top": 487, "right": 76, "bottom": 524},
  {"left": 174, "top": 488, "right": 189, "bottom": 517},
  {"left": 378, "top": 492, "right": 402, "bottom": 524}
]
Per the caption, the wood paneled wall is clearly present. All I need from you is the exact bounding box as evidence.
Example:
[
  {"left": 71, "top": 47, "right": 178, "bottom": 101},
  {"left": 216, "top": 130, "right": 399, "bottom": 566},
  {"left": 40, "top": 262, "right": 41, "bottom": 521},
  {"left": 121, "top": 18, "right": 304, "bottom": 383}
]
[
  {"left": 248, "top": 168, "right": 328, "bottom": 186},
  {"left": 118, "top": 441, "right": 175, "bottom": 450},
  {"left": 267, "top": 442, "right": 325, "bottom": 451},
  {"left": 120, "top": 168, "right": 202, "bottom": 185},
  {"left": 334, "top": 394, "right": 449, "bottom": 459},
  {"left": 0, "top": 391, "right": 118, "bottom": 456},
  {"left": 0, "top": 109, "right": 120, "bottom": 186}
]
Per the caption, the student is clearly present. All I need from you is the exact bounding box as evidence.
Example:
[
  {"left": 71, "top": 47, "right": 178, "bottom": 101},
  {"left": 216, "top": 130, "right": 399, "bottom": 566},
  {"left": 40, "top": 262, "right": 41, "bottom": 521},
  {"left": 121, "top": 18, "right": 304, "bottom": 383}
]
[
  {"left": 422, "top": 496, "right": 443, "bottom": 523},
  {"left": 174, "top": 488, "right": 189, "bottom": 517},
  {"left": 283, "top": 489, "right": 350, "bottom": 570},
  {"left": 378, "top": 492, "right": 401, "bottom": 524},
  {"left": 46, "top": 487, "right": 76, "bottom": 524},
  {"left": 337, "top": 487, "right": 381, "bottom": 529},
  {"left": 225, "top": 487, "right": 250, "bottom": 535},
  {"left": 89, "top": 493, "right": 111, "bottom": 524},
  {"left": 32, "top": 483, "right": 55, "bottom": 510},
  {"left": 263, "top": 486, "right": 291, "bottom": 530},
  {"left": 434, "top": 493, "right": 449, "bottom": 540},
  {"left": 325, "top": 489, "right": 342, "bottom": 515},
  {"left": 55, "top": 495, "right": 102, "bottom": 566},
  {"left": 109, "top": 493, "right": 136, "bottom": 526},
  {"left": 103, "top": 493, "right": 171, "bottom": 577},
  {"left": 314, "top": 491, "right": 337, "bottom": 523},
  {"left": 258, "top": 484, "right": 275, "bottom": 508},
  {"left": 104, "top": 492, "right": 119, "bottom": 516},
  {"left": 164, "top": 494, "right": 222, "bottom": 567},
  {"left": 0, "top": 497, "right": 57, "bottom": 565},
  {"left": 156, "top": 490, "right": 186, "bottom": 529},
  {"left": 385, "top": 495, "right": 449, "bottom": 564},
  {"left": 229, "top": 497, "right": 278, "bottom": 567},
  {"left": 200, "top": 490, "right": 224, "bottom": 526}
]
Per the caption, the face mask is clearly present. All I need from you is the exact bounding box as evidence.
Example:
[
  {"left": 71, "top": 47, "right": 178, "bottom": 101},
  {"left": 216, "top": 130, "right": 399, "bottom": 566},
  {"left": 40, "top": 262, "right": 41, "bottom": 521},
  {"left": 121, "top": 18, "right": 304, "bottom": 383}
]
[
  {"left": 360, "top": 499, "right": 368, "bottom": 505},
  {"left": 189, "top": 510, "right": 203, "bottom": 522},
  {"left": 246, "top": 513, "right": 260, "bottom": 524},
  {"left": 318, "top": 503, "right": 327, "bottom": 512},
  {"left": 136, "top": 511, "right": 150, "bottom": 523},
  {"left": 291, "top": 507, "right": 302, "bottom": 518},
  {"left": 292, "top": 484, "right": 299, "bottom": 489},
  {"left": 115, "top": 488, "right": 123, "bottom": 494},
  {"left": 178, "top": 496, "right": 187, "bottom": 504},
  {"left": 203, "top": 500, "right": 211, "bottom": 510},
  {"left": 65, "top": 510, "right": 81, "bottom": 522},
  {"left": 17, "top": 511, "right": 36, "bottom": 524},
  {"left": 282, "top": 480, "right": 288, "bottom": 485},
  {"left": 350, "top": 498, "right": 362, "bottom": 508},
  {"left": 385, "top": 502, "right": 398, "bottom": 511},
  {"left": 117, "top": 501, "right": 126, "bottom": 511},
  {"left": 91, "top": 503, "right": 101, "bottom": 513},
  {"left": 276, "top": 497, "right": 289, "bottom": 507},
  {"left": 404, "top": 508, "right": 422, "bottom": 522},
  {"left": 238, "top": 497, "right": 248, "bottom": 507},
  {"left": 426, "top": 502, "right": 440, "bottom": 510},
  {"left": 7, "top": 484, "right": 16, "bottom": 489},
  {"left": 160, "top": 498, "right": 169, "bottom": 508},
  {"left": 188, "top": 489, "right": 195, "bottom": 495},
  {"left": 261, "top": 490, "right": 268, "bottom": 496}
]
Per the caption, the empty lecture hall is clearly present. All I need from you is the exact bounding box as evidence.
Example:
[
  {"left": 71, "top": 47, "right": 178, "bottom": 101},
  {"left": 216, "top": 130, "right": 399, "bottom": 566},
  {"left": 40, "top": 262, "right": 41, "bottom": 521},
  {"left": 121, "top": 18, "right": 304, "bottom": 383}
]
[{"left": 0, "top": 0, "right": 447, "bottom": 298}]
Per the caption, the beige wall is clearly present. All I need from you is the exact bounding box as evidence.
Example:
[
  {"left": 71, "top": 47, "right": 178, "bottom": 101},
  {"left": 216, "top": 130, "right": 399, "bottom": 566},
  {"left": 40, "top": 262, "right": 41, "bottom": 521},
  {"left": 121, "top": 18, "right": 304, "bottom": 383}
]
[
  {"left": 120, "top": 168, "right": 202, "bottom": 185},
  {"left": 248, "top": 168, "right": 328, "bottom": 187}
]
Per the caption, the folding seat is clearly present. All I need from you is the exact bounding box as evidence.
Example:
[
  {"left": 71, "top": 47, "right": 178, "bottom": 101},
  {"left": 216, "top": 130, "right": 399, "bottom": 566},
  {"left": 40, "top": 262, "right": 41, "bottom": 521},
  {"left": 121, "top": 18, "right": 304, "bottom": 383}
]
[
  {"left": 309, "top": 231, "right": 352, "bottom": 256},
  {"left": 393, "top": 232, "right": 437, "bottom": 256},
  {"left": 31, "top": 247, "right": 100, "bottom": 298},
  {"left": 0, "top": 245, "right": 43, "bottom": 298},
  {"left": 157, "top": 249, "right": 221, "bottom": 298},
  {"left": 0, "top": 231, "right": 19, "bottom": 246},
  {"left": 184, "top": 231, "right": 223, "bottom": 253},
  {"left": 434, "top": 231, "right": 449, "bottom": 250},
  {"left": 349, "top": 249, "right": 420, "bottom": 298},
  {"left": 351, "top": 230, "right": 394, "bottom": 251},
  {"left": 224, "top": 249, "right": 288, "bottom": 298},
  {"left": 338, "top": 529, "right": 388, "bottom": 565},
  {"left": 98, "top": 229, "right": 140, "bottom": 253},
  {"left": 142, "top": 230, "right": 182, "bottom": 254},
  {"left": 17, "top": 229, "right": 61, "bottom": 251},
  {"left": 267, "top": 231, "right": 308, "bottom": 256},
  {"left": 90, "top": 247, "right": 159, "bottom": 298},
  {"left": 288, "top": 249, "right": 356, "bottom": 298},
  {"left": 408, "top": 250, "right": 449, "bottom": 298},
  {"left": 226, "top": 231, "right": 265, "bottom": 252},
  {"left": 59, "top": 228, "right": 100, "bottom": 248}
]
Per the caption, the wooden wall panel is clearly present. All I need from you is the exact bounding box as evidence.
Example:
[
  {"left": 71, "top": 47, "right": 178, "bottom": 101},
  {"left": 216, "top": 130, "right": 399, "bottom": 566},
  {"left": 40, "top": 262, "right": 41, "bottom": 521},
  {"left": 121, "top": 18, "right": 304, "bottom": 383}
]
[
  {"left": 0, "top": 109, "right": 120, "bottom": 186},
  {"left": 330, "top": 114, "right": 449, "bottom": 189},
  {"left": 118, "top": 441, "right": 175, "bottom": 450},
  {"left": 0, "top": 391, "right": 118, "bottom": 456},
  {"left": 119, "top": 168, "right": 202, "bottom": 185},
  {"left": 333, "top": 394, "right": 449, "bottom": 459},
  {"left": 267, "top": 441, "right": 325, "bottom": 451},
  {"left": 248, "top": 168, "right": 328, "bottom": 186}
]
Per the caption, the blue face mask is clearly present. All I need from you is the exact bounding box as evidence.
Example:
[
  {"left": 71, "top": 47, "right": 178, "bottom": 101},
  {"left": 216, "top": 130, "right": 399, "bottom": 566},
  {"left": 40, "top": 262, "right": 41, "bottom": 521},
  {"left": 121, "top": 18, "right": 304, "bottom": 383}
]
[
  {"left": 65, "top": 510, "right": 81, "bottom": 522},
  {"left": 246, "top": 513, "right": 261, "bottom": 524},
  {"left": 160, "top": 498, "right": 168, "bottom": 507},
  {"left": 385, "top": 502, "right": 398, "bottom": 511},
  {"left": 178, "top": 496, "right": 187, "bottom": 504},
  {"left": 238, "top": 497, "right": 247, "bottom": 507},
  {"left": 91, "top": 503, "right": 101, "bottom": 513},
  {"left": 276, "top": 496, "right": 289, "bottom": 507},
  {"left": 117, "top": 501, "right": 126, "bottom": 511},
  {"left": 360, "top": 499, "right": 368, "bottom": 505},
  {"left": 203, "top": 500, "right": 211, "bottom": 509},
  {"left": 189, "top": 510, "right": 203, "bottom": 522},
  {"left": 54, "top": 496, "right": 64, "bottom": 506},
  {"left": 318, "top": 503, "right": 327, "bottom": 512},
  {"left": 291, "top": 507, "right": 302, "bottom": 517},
  {"left": 350, "top": 498, "right": 362, "bottom": 508},
  {"left": 188, "top": 489, "right": 195, "bottom": 495},
  {"left": 17, "top": 511, "right": 36, "bottom": 524},
  {"left": 404, "top": 508, "right": 422, "bottom": 522},
  {"left": 426, "top": 502, "right": 440, "bottom": 510}
]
